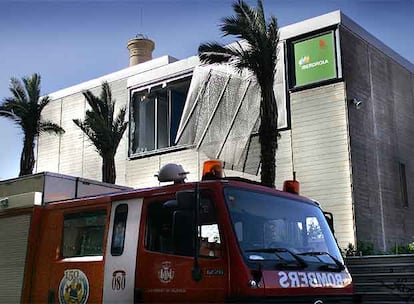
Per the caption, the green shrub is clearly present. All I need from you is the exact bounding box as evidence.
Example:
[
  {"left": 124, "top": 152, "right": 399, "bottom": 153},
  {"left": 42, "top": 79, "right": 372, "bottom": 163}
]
[
  {"left": 389, "top": 242, "right": 414, "bottom": 254},
  {"left": 343, "top": 241, "right": 374, "bottom": 256}
]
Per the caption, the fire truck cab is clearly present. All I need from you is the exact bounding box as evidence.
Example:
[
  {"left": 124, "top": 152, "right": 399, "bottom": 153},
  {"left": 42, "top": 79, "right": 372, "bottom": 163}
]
[{"left": 26, "top": 162, "right": 354, "bottom": 303}]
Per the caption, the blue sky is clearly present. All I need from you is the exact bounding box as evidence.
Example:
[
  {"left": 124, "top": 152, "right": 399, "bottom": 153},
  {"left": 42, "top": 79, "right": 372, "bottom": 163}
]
[{"left": 1, "top": 0, "right": 413, "bottom": 180}]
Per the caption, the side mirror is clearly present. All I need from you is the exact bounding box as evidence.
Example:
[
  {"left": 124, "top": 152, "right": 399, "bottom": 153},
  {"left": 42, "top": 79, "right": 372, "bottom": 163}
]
[
  {"left": 323, "top": 211, "right": 335, "bottom": 235},
  {"left": 163, "top": 199, "right": 178, "bottom": 208}
]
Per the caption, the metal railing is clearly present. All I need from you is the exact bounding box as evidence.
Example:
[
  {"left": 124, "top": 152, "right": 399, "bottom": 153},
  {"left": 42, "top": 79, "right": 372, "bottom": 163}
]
[{"left": 346, "top": 254, "right": 414, "bottom": 304}]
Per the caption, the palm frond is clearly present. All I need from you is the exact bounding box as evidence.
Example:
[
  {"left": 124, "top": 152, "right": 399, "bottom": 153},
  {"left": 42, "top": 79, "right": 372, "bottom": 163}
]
[
  {"left": 1, "top": 97, "right": 27, "bottom": 122},
  {"left": 10, "top": 77, "right": 28, "bottom": 103},
  {"left": 23, "top": 73, "right": 41, "bottom": 104},
  {"left": 1, "top": 73, "right": 63, "bottom": 176},
  {"left": 198, "top": 0, "right": 280, "bottom": 187},
  {"left": 75, "top": 82, "right": 128, "bottom": 157},
  {"left": 199, "top": 42, "right": 241, "bottom": 65},
  {"left": 113, "top": 107, "right": 128, "bottom": 147},
  {"left": 268, "top": 16, "right": 279, "bottom": 56},
  {"left": 38, "top": 121, "right": 65, "bottom": 135},
  {"left": 0, "top": 107, "right": 19, "bottom": 122},
  {"left": 83, "top": 90, "right": 103, "bottom": 117},
  {"left": 38, "top": 96, "right": 51, "bottom": 112},
  {"left": 256, "top": 0, "right": 266, "bottom": 33}
]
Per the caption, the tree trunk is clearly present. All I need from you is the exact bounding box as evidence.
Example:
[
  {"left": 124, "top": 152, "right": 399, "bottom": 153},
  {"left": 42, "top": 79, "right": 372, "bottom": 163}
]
[
  {"left": 102, "top": 154, "right": 116, "bottom": 184},
  {"left": 19, "top": 135, "right": 35, "bottom": 176},
  {"left": 258, "top": 82, "right": 278, "bottom": 188}
]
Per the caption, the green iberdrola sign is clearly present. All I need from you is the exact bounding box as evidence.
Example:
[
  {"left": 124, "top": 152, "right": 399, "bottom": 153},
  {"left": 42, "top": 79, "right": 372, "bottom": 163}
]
[{"left": 294, "top": 32, "right": 337, "bottom": 87}]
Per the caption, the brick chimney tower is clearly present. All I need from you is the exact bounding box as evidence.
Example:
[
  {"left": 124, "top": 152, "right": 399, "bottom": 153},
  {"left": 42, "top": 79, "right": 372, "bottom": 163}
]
[{"left": 127, "top": 34, "right": 155, "bottom": 66}]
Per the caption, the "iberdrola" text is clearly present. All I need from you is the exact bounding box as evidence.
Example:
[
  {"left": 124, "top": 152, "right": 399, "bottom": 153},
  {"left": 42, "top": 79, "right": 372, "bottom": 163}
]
[{"left": 300, "top": 59, "right": 329, "bottom": 70}]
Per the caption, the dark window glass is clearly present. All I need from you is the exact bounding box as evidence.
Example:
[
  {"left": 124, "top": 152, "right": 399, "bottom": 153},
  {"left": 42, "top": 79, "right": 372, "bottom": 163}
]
[
  {"left": 145, "top": 201, "right": 174, "bottom": 254},
  {"left": 224, "top": 187, "right": 343, "bottom": 263},
  {"left": 111, "top": 204, "right": 128, "bottom": 256},
  {"left": 145, "top": 194, "right": 221, "bottom": 258},
  {"left": 170, "top": 90, "right": 186, "bottom": 144},
  {"left": 134, "top": 94, "right": 155, "bottom": 153},
  {"left": 62, "top": 210, "right": 107, "bottom": 258},
  {"left": 131, "top": 78, "right": 190, "bottom": 154}
]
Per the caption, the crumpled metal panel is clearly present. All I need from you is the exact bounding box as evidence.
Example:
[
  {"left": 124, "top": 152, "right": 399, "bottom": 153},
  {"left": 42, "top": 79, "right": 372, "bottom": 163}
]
[
  {"left": 175, "top": 65, "right": 264, "bottom": 174},
  {"left": 175, "top": 66, "right": 211, "bottom": 145},
  {"left": 218, "top": 80, "right": 260, "bottom": 168}
]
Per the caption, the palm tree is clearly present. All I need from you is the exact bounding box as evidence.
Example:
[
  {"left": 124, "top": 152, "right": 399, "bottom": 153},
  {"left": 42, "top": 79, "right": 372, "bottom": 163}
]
[
  {"left": 73, "top": 81, "right": 128, "bottom": 184},
  {"left": 0, "top": 73, "right": 65, "bottom": 176},
  {"left": 198, "top": 0, "right": 279, "bottom": 188}
]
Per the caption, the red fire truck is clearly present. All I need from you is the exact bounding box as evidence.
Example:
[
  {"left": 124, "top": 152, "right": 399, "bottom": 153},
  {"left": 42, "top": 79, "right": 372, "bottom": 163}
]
[{"left": 21, "top": 161, "right": 354, "bottom": 303}]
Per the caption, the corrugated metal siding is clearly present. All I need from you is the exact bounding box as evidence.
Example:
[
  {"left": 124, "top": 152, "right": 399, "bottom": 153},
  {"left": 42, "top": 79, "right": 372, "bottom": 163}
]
[
  {"left": 37, "top": 80, "right": 130, "bottom": 185},
  {"left": 290, "top": 82, "right": 355, "bottom": 248},
  {"left": 275, "top": 130, "right": 294, "bottom": 188},
  {"left": 80, "top": 80, "right": 129, "bottom": 183},
  {"left": 125, "top": 149, "right": 202, "bottom": 188},
  {"left": 0, "top": 214, "right": 31, "bottom": 303},
  {"left": 111, "top": 79, "right": 129, "bottom": 186},
  {"left": 59, "top": 93, "right": 85, "bottom": 176},
  {"left": 36, "top": 98, "right": 62, "bottom": 173}
]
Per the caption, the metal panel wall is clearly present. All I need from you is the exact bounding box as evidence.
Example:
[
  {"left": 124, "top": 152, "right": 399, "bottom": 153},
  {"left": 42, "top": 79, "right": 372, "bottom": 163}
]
[
  {"left": 0, "top": 213, "right": 31, "bottom": 303},
  {"left": 341, "top": 26, "right": 414, "bottom": 251},
  {"left": 36, "top": 98, "right": 62, "bottom": 173},
  {"left": 59, "top": 93, "right": 85, "bottom": 176},
  {"left": 37, "top": 79, "right": 129, "bottom": 185},
  {"left": 290, "top": 82, "right": 355, "bottom": 248},
  {"left": 125, "top": 149, "right": 202, "bottom": 188},
  {"left": 275, "top": 130, "right": 294, "bottom": 188}
]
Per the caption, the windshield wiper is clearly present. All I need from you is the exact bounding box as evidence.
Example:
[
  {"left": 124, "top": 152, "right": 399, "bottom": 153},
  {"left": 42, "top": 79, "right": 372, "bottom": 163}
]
[
  {"left": 245, "top": 247, "right": 308, "bottom": 269},
  {"left": 298, "top": 251, "right": 345, "bottom": 271}
]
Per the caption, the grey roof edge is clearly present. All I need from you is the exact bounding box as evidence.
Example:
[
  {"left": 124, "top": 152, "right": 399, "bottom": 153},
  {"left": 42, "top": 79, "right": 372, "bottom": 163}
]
[
  {"left": 339, "top": 12, "right": 414, "bottom": 73},
  {"left": 47, "top": 55, "right": 178, "bottom": 100},
  {"left": 280, "top": 10, "right": 413, "bottom": 73},
  {"left": 0, "top": 171, "right": 131, "bottom": 190},
  {"left": 279, "top": 10, "right": 341, "bottom": 41}
]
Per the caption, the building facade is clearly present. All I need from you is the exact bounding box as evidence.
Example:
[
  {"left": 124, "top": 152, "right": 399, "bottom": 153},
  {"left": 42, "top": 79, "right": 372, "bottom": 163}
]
[{"left": 36, "top": 11, "right": 414, "bottom": 251}]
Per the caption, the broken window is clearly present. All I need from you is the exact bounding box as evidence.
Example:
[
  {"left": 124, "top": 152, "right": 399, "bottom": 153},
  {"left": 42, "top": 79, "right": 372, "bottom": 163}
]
[
  {"left": 130, "top": 78, "right": 190, "bottom": 155},
  {"left": 62, "top": 210, "right": 107, "bottom": 258}
]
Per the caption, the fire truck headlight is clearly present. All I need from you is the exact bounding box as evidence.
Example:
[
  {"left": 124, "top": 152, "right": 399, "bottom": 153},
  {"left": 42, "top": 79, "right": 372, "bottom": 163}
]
[{"left": 248, "top": 280, "right": 257, "bottom": 288}]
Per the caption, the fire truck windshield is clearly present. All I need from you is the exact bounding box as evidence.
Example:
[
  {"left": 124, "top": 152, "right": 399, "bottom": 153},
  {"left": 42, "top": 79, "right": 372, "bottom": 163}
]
[{"left": 224, "top": 187, "right": 344, "bottom": 269}]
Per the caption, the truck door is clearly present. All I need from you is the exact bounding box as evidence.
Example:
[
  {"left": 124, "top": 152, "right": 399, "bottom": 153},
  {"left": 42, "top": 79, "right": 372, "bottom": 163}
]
[
  {"left": 102, "top": 198, "right": 143, "bottom": 303},
  {"left": 42, "top": 205, "right": 108, "bottom": 304},
  {"left": 136, "top": 192, "right": 228, "bottom": 302}
]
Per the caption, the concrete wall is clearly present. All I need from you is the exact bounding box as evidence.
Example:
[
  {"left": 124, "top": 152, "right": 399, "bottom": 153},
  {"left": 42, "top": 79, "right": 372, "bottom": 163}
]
[
  {"left": 341, "top": 26, "right": 414, "bottom": 251},
  {"left": 290, "top": 82, "right": 355, "bottom": 248},
  {"left": 36, "top": 79, "right": 128, "bottom": 184}
]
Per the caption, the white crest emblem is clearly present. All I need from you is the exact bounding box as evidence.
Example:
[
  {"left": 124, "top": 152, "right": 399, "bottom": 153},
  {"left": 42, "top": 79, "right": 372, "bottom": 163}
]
[{"left": 158, "top": 261, "right": 175, "bottom": 283}]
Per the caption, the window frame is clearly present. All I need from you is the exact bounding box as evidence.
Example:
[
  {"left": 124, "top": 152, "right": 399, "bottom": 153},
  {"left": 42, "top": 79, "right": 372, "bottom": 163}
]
[
  {"left": 129, "top": 75, "right": 192, "bottom": 158},
  {"left": 111, "top": 204, "right": 128, "bottom": 256},
  {"left": 143, "top": 192, "right": 223, "bottom": 259},
  {"left": 60, "top": 209, "right": 107, "bottom": 259}
]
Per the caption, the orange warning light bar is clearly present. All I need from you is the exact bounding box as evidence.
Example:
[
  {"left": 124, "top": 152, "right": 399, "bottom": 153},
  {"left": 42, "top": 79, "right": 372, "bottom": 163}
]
[
  {"left": 202, "top": 160, "right": 223, "bottom": 180},
  {"left": 283, "top": 172, "right": 300, "bottom": 194}
]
